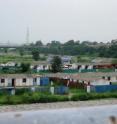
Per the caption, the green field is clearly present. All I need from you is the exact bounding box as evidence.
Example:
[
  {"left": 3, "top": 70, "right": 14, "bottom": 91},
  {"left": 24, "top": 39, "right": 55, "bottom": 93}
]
[{"left": 0, "top": 53, "right": 46, "bottom": 64}]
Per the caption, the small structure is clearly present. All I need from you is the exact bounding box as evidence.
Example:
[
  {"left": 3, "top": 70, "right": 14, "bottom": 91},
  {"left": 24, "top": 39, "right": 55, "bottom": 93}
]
[
  {"left": 47, "top": 55, "right": 72, "bottom": 64},
  {"left": 46, "top": 72, "right": 117, "bottom": 92},
  {"left": 0, "top": 74, "right": 68, "bottom": 95},
  {"left": 0, "top": 74, "right": 41, "bottom": 88}
]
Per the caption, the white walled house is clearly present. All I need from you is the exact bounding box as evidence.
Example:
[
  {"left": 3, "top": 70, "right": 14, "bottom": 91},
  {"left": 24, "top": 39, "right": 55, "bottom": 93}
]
[
  {"left": 72, "top": 64, "right": 78, "bottom": 69},
  {"left": 0, "top": 74, "right": 41, "bottom": 88},
  {"left": 87, "top": 78, "right": 111, "bottom": 86},
  {"left": 0, "top": 62, "right": 16, "bottom": 67},
  {"left": 87, "top": 65, "right": 94, "bottom": 70},
  {"left": 36, "top": 65, "right": 50, "bottom": 72},
  {"left": 79, "top": 75, "right": 117, "bottom": 86},
  {"left": 47, "top": 72, "right": 117, "bottom": 86}
]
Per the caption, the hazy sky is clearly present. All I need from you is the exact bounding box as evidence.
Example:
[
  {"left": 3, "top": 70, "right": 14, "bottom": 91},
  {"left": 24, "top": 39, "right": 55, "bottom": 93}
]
[{"left": 0, "top": 0, "right": 117, "bottom": 44}]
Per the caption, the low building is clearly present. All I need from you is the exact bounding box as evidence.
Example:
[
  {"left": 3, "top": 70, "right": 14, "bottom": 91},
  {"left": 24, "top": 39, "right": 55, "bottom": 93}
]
[
  {"left": 47, "top": 55, "right": 72, "bottom": 65},
  {"left": 0, "top": 62, "right": 16, "bottom": 67},
  {"left": 0, "top": 74, "right": 68, "bottom": 95},
  {"left": 46, "top": 72, "right": 117, "bottom": 86},
  {"left": 36, "top": 64, "right": 50, "bottom": 72},
  {"left": 0, "top": 74, "right": 41, "bottom": 88}
]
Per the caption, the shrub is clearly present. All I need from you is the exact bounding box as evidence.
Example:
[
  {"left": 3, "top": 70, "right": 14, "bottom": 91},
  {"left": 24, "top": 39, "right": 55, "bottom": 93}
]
[
  {"left": 22, "top": 93, "right": 33, "bottom": 103},
  {"left": 7, "top": 96, "right": 23, "bottom": 105},
  {"left": 1, "top": 91, "right": 117, "bottom": 105},
  {"left": 71, "top": 92, "right": 117, "bottom": 101},
  {"left": 31, "top": 92, "right": 41, "bottom": 103},
  {"left": 0, "top": 96, "right": 8, "bottom": 105},
  {"left": 15, "top": 88, "right": 30, "bottom": 95}
]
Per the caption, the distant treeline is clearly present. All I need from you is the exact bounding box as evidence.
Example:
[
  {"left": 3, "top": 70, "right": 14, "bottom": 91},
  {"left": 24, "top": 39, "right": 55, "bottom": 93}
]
[{"left": 27, "top": 40, "right": 117, "bottom": 58}]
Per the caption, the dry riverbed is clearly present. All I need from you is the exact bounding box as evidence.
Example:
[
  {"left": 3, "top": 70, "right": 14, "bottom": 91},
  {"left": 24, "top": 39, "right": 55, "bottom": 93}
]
[{"left": 0, "top": 99, "right": 117, "bottom": 113}]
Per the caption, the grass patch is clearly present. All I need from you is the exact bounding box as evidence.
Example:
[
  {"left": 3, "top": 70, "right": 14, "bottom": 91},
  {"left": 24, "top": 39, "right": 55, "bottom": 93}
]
[
  {"left": 70, "top": 88, "right": 86, "bottom": 94},
  {"left": 0, "top": 92, "right": 69, "bottom": 105},
  {"left": 71, "top": 92, "right": 117, "bottom": 101},
  {"left": 0, "top": 89, "right": 117, "bottom": 105}
]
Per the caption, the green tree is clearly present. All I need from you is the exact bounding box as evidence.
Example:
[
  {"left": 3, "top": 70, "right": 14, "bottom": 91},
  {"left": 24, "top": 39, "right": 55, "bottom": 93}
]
[
  {"left": 35, "top": 40, "right": 43, "bottom": 46},
  {"left": 31, "top": 49, "right": 40, "bottom": 61},
  {"left": 51, "top": 56, "right": 62, "bottom": 73},
  {"left": 20, "top": 63, "right": 30, "bottom": 72},
  {"left": 19, "top": 48, "right": 24, "bottom": 56},
  {"left": 4, "top": 48, "right": 8, "bottom": 54}
]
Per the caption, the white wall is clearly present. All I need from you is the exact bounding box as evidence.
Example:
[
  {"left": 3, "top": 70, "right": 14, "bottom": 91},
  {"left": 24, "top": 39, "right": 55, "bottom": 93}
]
[
  {"left": 91, "top": 79, "right": 110, "bottom": 85},
  {"left": 36, "top": 77, "right": 40, "bottom": 85},
  {"left": 110, "top": 77, "right": 117, "bottom": 82},
  {"left": 71, "top": 64, "right": 77, "bottom": 69},
  {"left": 87, "top": 65, "right": 93, "bottom": 69},
  {"left": 0, "top": 77, "right": 41, "bottom": 87},
  {"left": 81, "top": 65, "right": 85, "bottom": 70},
  {"left": 15, "top": 78, "right": 33, "bottom": 87}
]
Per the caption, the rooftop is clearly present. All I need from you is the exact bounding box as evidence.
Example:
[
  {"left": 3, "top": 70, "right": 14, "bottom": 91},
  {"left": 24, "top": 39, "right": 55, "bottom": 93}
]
[
  {"left": 46, "top": 72, "right": 117, "bottom": 81},
  {"left": 0, "top": 74, "right": 41, "bottom": 78}
]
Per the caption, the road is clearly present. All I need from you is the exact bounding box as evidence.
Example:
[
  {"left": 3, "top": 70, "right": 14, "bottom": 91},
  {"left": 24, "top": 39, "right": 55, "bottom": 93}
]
[{"left": 0, "top": 105, "right": 117, "bottom": 124}]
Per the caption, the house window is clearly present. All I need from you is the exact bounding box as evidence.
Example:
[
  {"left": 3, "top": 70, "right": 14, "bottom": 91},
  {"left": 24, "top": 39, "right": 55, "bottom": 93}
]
[
  {"left": 1, "top": 79, "right": 5, "bottom": 83},
  {"left": 102, "top": 76, "right": 105, "bottom": 79},
  {"left": 108, "top": 76, "right": 111, "bottom": 81},
  {"left": 22, "top": 78, "right": 27, "bottom": 83}
]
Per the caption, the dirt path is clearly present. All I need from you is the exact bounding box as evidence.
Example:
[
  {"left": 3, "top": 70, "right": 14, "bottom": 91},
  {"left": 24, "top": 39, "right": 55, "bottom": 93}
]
[{"left": 0, "top": 99, "right": 117, "bottom": 113}]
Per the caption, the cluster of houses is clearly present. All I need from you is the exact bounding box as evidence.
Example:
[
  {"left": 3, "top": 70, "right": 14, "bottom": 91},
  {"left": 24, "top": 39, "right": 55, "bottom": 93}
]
[
  {"left": 46, "top": 72, "right": 117, "bottom": 93},
  {"left": 0, "top": 71, "right": 117, "bottom": 94},
  {"left": 33, "top": 62, "right": 117, "bottom": 73},
  {"left": 0, "top": 74, "right": 69, "bottom": 95},
  {"left": 0, "top": 55, "right": 117, "bottom": 73},
  {"left": 0, "top": 56, "right": 117, "bottom": 94}
]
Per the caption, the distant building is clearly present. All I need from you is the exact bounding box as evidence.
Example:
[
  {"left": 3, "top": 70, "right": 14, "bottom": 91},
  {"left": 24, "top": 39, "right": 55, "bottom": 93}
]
[
  {"left": 61, "top": 56, "right": 72, "bottom": 64},
  {"left": 0, "top": 62, "right": 16, "bottom": 67},
  {"left": 47, "top": 55, "right": 72, "bottom": 64},
  {"left": 46, "top": 72, "right": 117, "bottom": 86}
]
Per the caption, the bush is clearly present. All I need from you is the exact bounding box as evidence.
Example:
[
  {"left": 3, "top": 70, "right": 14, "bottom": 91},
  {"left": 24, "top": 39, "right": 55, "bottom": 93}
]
[
  {"left": 71, "top": 93, "right": 90, "bottom": 101},
  {"left": 0, "top": 96, "right": 8, "bottom": 105},
  {"left": 7, "top": 96, "right": 23, "bottom": 105},
  {"left": 1, "top": 91, "right": 117, "bottom": 105},
  {"left": 22, "top": 93, "right": 33, "bottom": 104},
  {"left": 15, "top": 88, "right": 30, "bottom": 95},
  {"left": 37, "top": 95, "right": 69, "bottom": 103},
  {"left": 31, "top": 92, "right": 41, "bottom": 103},
  {"left": 0, "top": 92, "right": 69, "bottom": 105}
]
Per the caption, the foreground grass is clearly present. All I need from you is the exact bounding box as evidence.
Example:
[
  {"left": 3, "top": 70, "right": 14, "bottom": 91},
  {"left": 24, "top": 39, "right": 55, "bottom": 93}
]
[
  {"left": 71, "top": 92, "right": 117, "bottom": 101},
  {"left": 0, "top": 91, "right": 117, "bottom": 105},
  {"left": 0, "top": 92, "right": 69, "bottom": 105}
]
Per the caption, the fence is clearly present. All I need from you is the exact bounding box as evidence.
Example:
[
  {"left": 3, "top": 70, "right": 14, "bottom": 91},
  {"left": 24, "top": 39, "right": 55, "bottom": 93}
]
[
  {"left": 0, "top": 86, "right": 69, "bottom": 95},
  {"left": 54, "top": 86, "right": 69, "bottom": 94},
  {"left": 81, "top": 69, "right": 96, "bottom": 73},
  {"left": 91, "top": 85, "right": 117, "bottom": 93}
]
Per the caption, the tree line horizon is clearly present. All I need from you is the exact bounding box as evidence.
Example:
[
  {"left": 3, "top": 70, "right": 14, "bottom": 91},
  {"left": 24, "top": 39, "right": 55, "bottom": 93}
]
[{"left": 27, "top": 39, "right": 117, "bottom": 58}]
